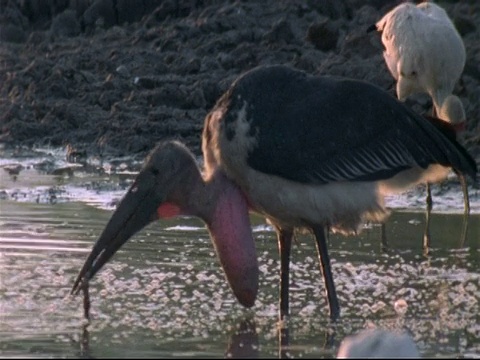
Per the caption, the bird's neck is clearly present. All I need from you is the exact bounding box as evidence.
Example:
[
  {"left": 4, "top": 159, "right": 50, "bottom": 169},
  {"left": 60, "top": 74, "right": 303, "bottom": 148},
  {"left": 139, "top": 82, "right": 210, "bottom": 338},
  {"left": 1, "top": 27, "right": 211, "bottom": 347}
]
[
  {"left": 195, "top": 169, "right": 259, "bottom": 306},
  {"left": 190, "top": 170, "right": 241, "bottom": 222}
]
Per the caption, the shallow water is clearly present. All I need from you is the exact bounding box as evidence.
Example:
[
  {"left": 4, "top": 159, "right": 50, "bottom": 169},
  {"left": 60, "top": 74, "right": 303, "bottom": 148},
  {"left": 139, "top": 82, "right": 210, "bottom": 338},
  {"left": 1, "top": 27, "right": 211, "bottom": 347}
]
[{"left": 0, "top": 147, "right": 479, "bottom": 358}]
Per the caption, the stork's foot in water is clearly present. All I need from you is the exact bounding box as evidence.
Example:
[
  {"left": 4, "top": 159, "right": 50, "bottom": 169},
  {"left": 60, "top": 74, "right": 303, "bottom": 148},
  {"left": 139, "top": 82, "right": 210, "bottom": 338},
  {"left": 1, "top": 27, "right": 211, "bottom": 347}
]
[
  {"left": 312, "top": 226, "right": 340, "bottom": 322},
  {"left": 276, "top": 227, "right": 294, "bottom": 321},
  {"left": 82, "top": 280, "right": 90, "bottom": 322},
  {"left": 225, "top": 317, "right": 259, "bottom": 359},
  {"left": 80, "top": 323, "right": 91, "bottom": 358},
  {"left": 278, "top": 321, "right": 290, "bottom": 359}
]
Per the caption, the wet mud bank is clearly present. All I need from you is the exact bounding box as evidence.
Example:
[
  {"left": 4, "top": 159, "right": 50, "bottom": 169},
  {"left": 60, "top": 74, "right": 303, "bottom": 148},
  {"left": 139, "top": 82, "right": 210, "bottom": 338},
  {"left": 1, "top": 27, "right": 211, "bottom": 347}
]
[{"left": 1, "top": 0, "right": 479, "bottom": 163}]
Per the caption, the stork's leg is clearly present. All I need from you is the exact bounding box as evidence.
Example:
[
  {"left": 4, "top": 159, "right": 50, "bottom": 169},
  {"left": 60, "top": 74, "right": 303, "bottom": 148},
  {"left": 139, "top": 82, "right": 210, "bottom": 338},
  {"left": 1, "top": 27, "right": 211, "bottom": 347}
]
[
  {"left": 80, "top": 323, "right": 91, "bottom": 358},
  {"left": 278, "top": 323, "right": 290, "bottom": 359},
  {"left": 311, "top": 226, "right": 340, "bottom": 321},
  {"left": 276, "top": 227, "right": 293, "bottom": 320},
  {"left": 426, "top": 183, "right": 433, "bottom": 212},
  {"left": 275, "top": 227, "right": 293, "bottom": 357}
]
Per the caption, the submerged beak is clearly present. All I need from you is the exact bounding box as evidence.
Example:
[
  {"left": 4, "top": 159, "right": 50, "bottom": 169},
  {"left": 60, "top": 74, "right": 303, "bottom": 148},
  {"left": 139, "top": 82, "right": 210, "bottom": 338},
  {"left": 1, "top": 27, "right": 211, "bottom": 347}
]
[
  {"left": 71, "top": 170, "right": 163, "bottom": 295},
  {"left": 70, "top": 142, "right": 259, "bottom": 310}
]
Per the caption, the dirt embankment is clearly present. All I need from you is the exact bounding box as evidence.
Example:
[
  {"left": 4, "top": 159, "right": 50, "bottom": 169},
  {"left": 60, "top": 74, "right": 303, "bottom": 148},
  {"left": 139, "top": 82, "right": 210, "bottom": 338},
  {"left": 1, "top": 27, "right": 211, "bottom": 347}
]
[{"left": 1, "top": 0, "right": 479, "bottom": 160}]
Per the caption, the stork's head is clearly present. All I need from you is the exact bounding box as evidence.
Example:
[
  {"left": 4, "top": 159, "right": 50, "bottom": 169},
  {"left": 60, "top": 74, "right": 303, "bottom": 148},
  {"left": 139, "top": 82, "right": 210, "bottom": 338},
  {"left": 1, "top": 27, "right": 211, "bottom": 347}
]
[{"left": 71, "top": 140, "right": 259, "bottom": 308}]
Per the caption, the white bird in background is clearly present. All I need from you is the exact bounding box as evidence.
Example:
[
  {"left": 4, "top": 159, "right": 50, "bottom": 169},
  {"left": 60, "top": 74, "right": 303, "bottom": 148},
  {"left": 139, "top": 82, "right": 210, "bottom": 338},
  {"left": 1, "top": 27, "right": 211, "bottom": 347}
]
[
  {"left": 370, "top": 1, "right": 470, "bottom": 246},
  {"left": 374, "top": 1, "right": 466, "bottom": 123}
]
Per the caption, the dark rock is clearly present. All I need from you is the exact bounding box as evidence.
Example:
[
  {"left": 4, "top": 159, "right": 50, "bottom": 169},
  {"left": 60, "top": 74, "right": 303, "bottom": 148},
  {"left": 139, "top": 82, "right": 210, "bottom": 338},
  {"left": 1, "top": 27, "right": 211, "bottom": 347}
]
[
  {"left": 306, "top": 18, "right": 339, "bottom": 52},
  {"left": 0, "top": 23, "right": 26, "bottom": 42},
  {"left": 51, "top": 9, "right": 80, "bottom": 37}
]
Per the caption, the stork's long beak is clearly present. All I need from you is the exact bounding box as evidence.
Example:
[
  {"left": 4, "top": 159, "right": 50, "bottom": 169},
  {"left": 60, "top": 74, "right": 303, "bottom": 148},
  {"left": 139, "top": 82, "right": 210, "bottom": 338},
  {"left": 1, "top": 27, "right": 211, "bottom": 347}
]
[
  {"left": 71, "top": 171, "right": 162, "bottom": 295},
  {"left": 71, "top": 160, "right": 259, "bottom": 309}
]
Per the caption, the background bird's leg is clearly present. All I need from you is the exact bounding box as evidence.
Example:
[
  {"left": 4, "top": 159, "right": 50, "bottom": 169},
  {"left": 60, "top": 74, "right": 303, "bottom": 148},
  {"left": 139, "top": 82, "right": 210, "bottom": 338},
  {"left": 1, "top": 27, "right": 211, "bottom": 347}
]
[
  {"left": 422, "top": 98, "right": 453, "bottom": 255},
  {"left": 458, "top": 173, "right": 470, "bottom": 248},
  {"left": 292, "top": 231, "right": 300, "bottom": 247},
  {"left": 426, "top": 104, "right": 437, "bottom": 214},
  {"left": 459, "top": 213, "right": 469, "bottom": 249},
  {"left": 276, "top": 227, "right": 293, "bottom": 321},
  {"left": 311, "top": 225, "right": 340, "bottom": 321},
  {"left": 423, "top": 196, "right": 431, "bottom": 257},
  {"left": 459, "top": 173, "right": 470, "bottom": 215},
  {"left": 423, "top": 104, "right": 438, "bottom": 254},
  {"left": 380, "top": 223, "right": 389, "bottom": 252}
]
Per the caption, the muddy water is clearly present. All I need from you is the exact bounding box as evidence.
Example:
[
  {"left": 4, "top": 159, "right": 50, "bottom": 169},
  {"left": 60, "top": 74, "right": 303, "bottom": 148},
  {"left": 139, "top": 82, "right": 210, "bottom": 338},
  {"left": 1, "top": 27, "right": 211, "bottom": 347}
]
[{"left": 0, "top": 148, "right": 479, "bottom": 358}]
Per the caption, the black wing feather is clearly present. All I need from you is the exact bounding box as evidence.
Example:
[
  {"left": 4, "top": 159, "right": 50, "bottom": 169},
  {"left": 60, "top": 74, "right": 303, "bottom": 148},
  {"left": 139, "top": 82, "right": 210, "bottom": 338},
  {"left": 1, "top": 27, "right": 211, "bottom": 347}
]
[{"left": 224, "top": 65, "right": 476, "bottom": 184}]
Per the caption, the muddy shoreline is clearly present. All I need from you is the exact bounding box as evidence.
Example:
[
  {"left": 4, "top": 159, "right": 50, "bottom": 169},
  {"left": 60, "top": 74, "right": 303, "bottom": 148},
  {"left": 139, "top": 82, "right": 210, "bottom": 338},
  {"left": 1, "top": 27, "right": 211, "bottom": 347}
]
[{"left": 1, "top": 0, "right": 479, "bottom": 162}]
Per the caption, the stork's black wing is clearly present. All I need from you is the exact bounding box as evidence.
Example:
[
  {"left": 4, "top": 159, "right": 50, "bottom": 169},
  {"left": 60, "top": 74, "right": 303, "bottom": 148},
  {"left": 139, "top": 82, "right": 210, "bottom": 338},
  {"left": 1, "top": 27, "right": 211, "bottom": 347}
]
[{"left": 223, "top": 65, "right": 476, "bottom": 184}]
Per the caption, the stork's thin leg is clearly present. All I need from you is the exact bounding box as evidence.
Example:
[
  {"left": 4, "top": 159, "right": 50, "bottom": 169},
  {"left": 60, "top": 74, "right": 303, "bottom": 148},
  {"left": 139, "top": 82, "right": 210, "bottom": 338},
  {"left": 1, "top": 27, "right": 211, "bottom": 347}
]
[
  {"left": 80, "top": 324, "right": 91, "bottom": 358},
  {"left": 276, "top": 227, "right": 293, "bottom": 359},
  {"left": 426, "top": 183, "right": 433, "bottom": 212},
  {"left": 278, "top": 323, "right": 290, "bottom": 359},
  {"left": 276, "top": 227, "right": 293, "bottom": 320},
  {"left": 311, "top": 226, "right": 340, "bottom": 321}
]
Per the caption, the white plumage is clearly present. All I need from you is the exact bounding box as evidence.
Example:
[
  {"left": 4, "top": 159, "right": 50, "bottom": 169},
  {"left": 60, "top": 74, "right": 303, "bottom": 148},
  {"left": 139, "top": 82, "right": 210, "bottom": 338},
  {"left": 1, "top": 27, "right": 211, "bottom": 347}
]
[
  {"left": 337, "top": 329, "right": 420, "bottom": 358},
  {"left": 373, "top": 1, "right": 470, "bottom": 219},
  {"left": 375, "top": 1, "right": 466, "bottom": 125}
]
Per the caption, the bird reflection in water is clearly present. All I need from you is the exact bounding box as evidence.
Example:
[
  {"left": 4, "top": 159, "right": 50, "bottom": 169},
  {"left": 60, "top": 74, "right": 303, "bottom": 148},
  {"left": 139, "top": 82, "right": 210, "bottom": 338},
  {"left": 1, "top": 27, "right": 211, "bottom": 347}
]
[{"left": 225, "top": 317, "right": 259, "bottom": 359}]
